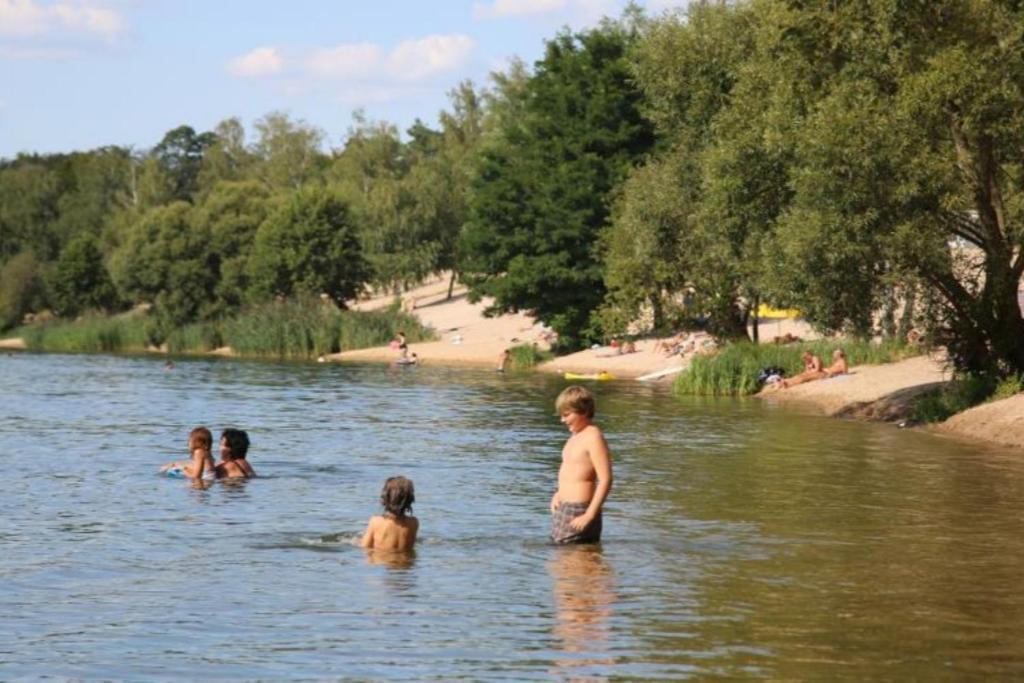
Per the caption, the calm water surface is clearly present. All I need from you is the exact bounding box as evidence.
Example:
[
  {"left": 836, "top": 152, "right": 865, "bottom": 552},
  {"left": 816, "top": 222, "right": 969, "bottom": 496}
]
[{"left": 1, "top": 352, "right": 1023, "bottom": 680}]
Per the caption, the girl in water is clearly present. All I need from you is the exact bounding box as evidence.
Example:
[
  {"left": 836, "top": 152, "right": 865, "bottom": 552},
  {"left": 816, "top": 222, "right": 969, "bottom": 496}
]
[{"left": 160, "top": 426, "right": 217, "bottom": 482}]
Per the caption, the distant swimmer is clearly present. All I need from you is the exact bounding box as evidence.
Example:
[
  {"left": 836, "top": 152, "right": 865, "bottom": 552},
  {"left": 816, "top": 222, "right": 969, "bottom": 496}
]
[
  {"left": 497, "top": 348, "right": 511, "bottom": 373},
  {"left": 361, "top": 476, "right": 419, "bottom": 552}
]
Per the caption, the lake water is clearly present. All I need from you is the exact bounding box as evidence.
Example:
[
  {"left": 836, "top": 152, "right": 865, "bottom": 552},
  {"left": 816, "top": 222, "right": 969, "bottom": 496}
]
[{"left": 1, "top": 352, "right": 1023, "bottom": 680}]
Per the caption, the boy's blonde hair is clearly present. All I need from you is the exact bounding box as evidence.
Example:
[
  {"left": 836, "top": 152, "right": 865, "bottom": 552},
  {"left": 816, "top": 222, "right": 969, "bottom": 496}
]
[
  {"left": 189, "top": 426, "right": 212, "bottom": 452},
  {"left": 555, "top": 385, "right": 595, "bottom": 418}
]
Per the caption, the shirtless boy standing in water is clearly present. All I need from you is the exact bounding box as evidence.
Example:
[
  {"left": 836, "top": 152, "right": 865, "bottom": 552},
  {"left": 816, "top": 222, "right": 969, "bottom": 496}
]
[{"left": 550, "top": 386, "right": 613, "bottom": 544}]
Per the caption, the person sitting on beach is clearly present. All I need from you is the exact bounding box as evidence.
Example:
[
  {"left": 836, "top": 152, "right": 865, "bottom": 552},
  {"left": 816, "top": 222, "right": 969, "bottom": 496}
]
[
  {"left": 215, "top": 428, "right": 255, "bottom": 478},
  {"left": 822, "top": 348, "right": 849, "bottom": 378},
  {"left": 780, "top": 351, "right": 825, "bottom": 388},
  {"left": 653, "top": 332, "right": 685, "bottom": 356},
  {"left": 361, "top": 476, "right": 419, "bottom": 552},
  {"left": 161, "top": 426, "right": 216, "bottom": 482},
  {"left": 550, "top": 386, "right": 613, "bottom": 545}
]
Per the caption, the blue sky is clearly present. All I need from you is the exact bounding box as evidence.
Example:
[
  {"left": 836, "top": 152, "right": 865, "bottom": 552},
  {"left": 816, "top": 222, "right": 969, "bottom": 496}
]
[{"left": 0, "top": 0, "right": 684, "bottom": 159}]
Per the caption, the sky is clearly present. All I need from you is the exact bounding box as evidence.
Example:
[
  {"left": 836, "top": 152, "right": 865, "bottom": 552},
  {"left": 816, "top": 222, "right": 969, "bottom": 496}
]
[{"left": 0, "top": 0, "right": 686, "bottom": 159}]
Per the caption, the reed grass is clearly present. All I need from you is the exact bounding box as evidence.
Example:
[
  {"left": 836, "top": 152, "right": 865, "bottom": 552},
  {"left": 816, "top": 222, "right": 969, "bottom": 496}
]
[
  {"left": 674, "top": 338, "right": 918, "bottom": 396},
  {"left": 12, "top": 296, "right": 434, "bottom": 359},
  {"left": 222, "top": 296, "right": 434, "bottom": 359},
  {"left": 166, "top": 322, "right": 223, "bottom": 354},
  {"left": 509, "top": 343, "right": 554, "bottom": 369},
  {"left": 16, "top": 314, "right": 150, "bottom": 353}
]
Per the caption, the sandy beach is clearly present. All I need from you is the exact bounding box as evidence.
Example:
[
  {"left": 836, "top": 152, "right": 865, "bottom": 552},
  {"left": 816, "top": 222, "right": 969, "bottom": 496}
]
[{"left": 332, "top": 274, "right": 697, "bottom": 380}]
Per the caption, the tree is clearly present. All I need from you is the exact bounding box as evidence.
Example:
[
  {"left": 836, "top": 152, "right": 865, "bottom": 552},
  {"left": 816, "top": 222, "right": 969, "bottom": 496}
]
[
  {"left": 0, "top": 158, "right": 61, "bottom": 261},
  {"left": 252, "top": 112, "right": 326, "bottom": 191},
  {"left": 111, "top": 201, "right": 216, "bottom": 327},
  {"left": 50, "top": 234, "right": 120, "bottom": 316},
  {"left": 0, "top": 251, "right": 47, "bottom": 330},
  {"left": 152, "top": 125, "right": 216, "bottom": 202},
  {"left": 193, "top": 180, "right": 274, "bottom": 314},
  {"left": 461, "top": 17, "right": 655, "bottom": 348},
  {"left": 247, "top": 187, "right": 369, "bottom": 306},
  {"left": 198, "top": 118, "right": 253, "bottom": 189},
  {"left": 604, "top": 1, "right": 775, "bottom": 340},
  {"left": 753, "top": 0, "right": 1024, "bottom": 375}
]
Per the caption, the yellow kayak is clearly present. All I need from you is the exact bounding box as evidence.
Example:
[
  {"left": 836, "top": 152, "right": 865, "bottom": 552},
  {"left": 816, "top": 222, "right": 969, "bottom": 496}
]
[{"left": 564, "top": 371, "right": 615, "bottom": 381}]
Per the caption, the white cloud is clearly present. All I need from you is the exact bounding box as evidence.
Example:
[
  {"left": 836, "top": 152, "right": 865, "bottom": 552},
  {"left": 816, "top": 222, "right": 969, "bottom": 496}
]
[
  {"left": 226, "top": 46, "right": 284, "bottom": 78},
  {"left": 0, "top": 0, "right": 124, "bottom": 39},
  {"left": 232, "top": 34, "right": 474, "bottom": 84},
  {"left": 306, "top": 42, "right": 380, "bottom": 78},
  {"left": 472, "top": 0, "right": 567, "bottom": 20},
  {"left": 385, "top": 34, "right": 475, "bottom": 80}
]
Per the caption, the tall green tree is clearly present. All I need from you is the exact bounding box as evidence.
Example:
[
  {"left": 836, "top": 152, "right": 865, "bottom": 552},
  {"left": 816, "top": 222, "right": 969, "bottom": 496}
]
[
  {"left": 152, "top": 125, "right": 216, "bottom": 202},
  {"left": 247, "top": 187, "right": 369, "bottom": 306},
  {"left": 604, "top": 1, "right": 760, "bottom": 338},
  {"left": 0, "top": 158, "right": 61, "bottom": 261},
  {"left": 49, "top": 234, "right": 120, "bottom": 316},
  {"left": 194, "top": 180, "right": 274, "bottom": 314},
  {"left": 461, "top": 17, "right": 655, "bottom": 348},
  {"left": 754, "top": 0, "right": 1024, "bottom": 374},
  {"left": 111, "top": 202, "right": 216, "bottom": 328},
  {"left": 252, "top": 112, "right": 326, "bottom": 191},
  {"left": 0, "top": 251, "right": 47, "bottom": 330},
  {"left": 331, "top": 112, "right": 451, "bottom": 291}
]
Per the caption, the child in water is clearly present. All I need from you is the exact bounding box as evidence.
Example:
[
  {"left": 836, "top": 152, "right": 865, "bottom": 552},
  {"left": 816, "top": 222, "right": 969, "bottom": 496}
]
[
  {"left": 550, "top": 386, "right": 613, "bottom": 544},
  {"left": 360, "top": 476, "right": 419, "bottom": 551},
  {"left": 160, "top": 426, "right": 216, "bottom": 481}
]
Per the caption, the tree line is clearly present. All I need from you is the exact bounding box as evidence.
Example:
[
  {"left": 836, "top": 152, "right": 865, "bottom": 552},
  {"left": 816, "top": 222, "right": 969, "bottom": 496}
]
[{"left": 3, "top": 0, "right": 1024, "bottom": 378}]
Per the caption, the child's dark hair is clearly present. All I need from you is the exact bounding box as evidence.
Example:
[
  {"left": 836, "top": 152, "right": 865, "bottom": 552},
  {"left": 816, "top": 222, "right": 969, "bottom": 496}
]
[{"left": 380, "top": 476, "right": 415, "bottom": 517}]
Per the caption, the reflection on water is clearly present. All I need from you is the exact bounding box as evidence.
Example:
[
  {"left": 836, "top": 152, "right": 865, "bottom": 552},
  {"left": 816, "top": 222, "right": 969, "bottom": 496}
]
[
  {"left": 548, "top": 545, "right": 616, "bottom": 678},
  {"left": 1, "top": 352, "right": 1023, "bottom": 679}
]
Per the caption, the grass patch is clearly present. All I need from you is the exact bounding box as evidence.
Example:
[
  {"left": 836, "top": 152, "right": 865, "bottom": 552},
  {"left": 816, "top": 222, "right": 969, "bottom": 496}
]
[
  {"left": 166, "top": 321, "right": 224, "bottom": 354},
  {"left": 674, "top": 338, "right": 918, "bottom": 396},
  {"left": 15, "top": 314, "right": 149, "bottom": 353},
  {"left": 911, "top": 373, "right": 1023, "bottom": 423},
  {"left": 10, "top": 296, "right": 435, "bottom": 360},
  {"left": 222, "top": 296, "right": 434, "bottom": 359},
  {"left": 508, "top": 343, "right": 554, "bottom": 370}
]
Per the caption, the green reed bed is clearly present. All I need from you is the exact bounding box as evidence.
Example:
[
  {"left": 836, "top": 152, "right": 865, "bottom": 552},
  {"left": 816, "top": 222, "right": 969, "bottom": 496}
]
[
  {"left": 222, "top": 297, "right": 434, "bottom": 359},
  {"left": 165, "top": 321, "right": 224, "bottom": 354},
  {"left": 509, "top": 343, "right": 554, "bottom": 369},
  {"left": 16, "top": 315, "right": 150, "bottom": 353},
  {"left": 674, "top": 338, "right": 918, "bottom": 396}
]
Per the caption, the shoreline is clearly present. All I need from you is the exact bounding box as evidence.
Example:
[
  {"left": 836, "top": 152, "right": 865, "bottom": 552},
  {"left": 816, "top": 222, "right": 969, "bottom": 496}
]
[{"left": 5, "top": 274, "right": 1024, "bottom": 449}]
